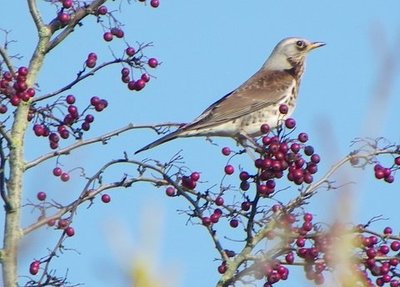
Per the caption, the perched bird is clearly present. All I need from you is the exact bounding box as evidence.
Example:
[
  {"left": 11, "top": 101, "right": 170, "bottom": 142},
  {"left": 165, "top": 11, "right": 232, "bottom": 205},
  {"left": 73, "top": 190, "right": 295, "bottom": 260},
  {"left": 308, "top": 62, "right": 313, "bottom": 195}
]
[{"left": 135, "top": 37, "right": 325, "bottom": 154}]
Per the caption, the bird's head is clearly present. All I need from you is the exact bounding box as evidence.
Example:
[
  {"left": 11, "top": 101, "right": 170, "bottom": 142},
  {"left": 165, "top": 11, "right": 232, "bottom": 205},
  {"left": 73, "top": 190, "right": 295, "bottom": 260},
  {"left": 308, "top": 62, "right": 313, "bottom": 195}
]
[{"left": 263, "top": 37, "right": 325, "bottom": 71}]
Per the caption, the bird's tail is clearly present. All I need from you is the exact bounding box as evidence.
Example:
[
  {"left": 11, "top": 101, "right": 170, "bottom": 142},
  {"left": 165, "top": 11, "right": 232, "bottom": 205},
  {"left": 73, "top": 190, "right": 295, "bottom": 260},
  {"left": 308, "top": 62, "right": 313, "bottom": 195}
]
[{"left": 134, "top": 130, "right": 181, "bottom": 154}]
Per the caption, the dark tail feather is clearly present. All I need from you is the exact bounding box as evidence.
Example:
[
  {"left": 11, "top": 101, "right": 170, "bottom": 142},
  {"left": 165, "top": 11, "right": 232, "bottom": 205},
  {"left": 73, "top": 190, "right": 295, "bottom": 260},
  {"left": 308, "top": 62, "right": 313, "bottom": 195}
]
[{"left": 134, "top": 130, "right": 180, "bottom": 154}]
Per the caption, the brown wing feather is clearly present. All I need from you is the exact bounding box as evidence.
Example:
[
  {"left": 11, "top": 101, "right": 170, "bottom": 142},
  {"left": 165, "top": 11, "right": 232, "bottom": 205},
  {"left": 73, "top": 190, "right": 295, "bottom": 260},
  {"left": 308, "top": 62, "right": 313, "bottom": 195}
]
[{"left": 185, "top": 69, "right": 295, "bottom": 130}]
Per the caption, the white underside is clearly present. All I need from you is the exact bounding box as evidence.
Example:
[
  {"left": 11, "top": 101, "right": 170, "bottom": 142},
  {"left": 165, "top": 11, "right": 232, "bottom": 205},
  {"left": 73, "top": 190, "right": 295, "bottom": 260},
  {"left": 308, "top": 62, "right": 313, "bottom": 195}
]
[{"left": 181, "top": 101, "right": 295, "bottom": 138}]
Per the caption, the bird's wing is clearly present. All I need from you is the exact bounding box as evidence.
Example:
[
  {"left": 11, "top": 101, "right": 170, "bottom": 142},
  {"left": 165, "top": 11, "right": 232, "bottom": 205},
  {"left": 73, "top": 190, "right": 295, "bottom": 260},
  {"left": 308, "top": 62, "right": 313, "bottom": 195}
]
[{"left": 184, "top": 69, "right": 296, "bottom": 130}]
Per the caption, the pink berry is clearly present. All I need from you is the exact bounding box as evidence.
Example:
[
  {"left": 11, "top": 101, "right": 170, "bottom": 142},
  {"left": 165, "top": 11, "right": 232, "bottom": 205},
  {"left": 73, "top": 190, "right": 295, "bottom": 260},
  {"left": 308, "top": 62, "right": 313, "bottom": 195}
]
[
  {"left": 260, "top": 123, "right": 270, "bottom": 134},
  {"left": 60, "top": 172, "right": 70, "bottom": 182},
  {"left": 285, "top": 118, "right": 296, "bottom": 129},
  {"left": 101, "top": 194, "right": 111, "bottom": 203},
  {"left": 65, "top": 226, "right": 75, "bottom": 237},
  {"left": 224, "top": 165, "right": 234, "bottom": 175},
  {"left": 53, "top": 167, "right": 62, "bottom": 176},
  {"left": 62, "top": 0, "right": 73, "bottom": 9},
  {"left": 279, "top": 104, "right": 289, "bottom": 114},
  {"left": 215, "top": 196, "right": 224, "bottom": 206},
  {"left": 229, "top": 218, "right": 239, "bottom": 228},
  {"left": 29, "top": 261, "right": 40, "bottom": 275},
  {"left": 103, "top": 32, "right": 113, "bottom": 42},
  {"left": 18, "top": 66, "right": 29, "bottom": 76},
  {"left": 217, "top": 263, "right": 227, "bottom": 274},
  {"left": 165, "top": 187, "right": 175, "bottom": 197},
  {"left": 391, "top": 241, "right": 400, "bottom": 251},
  {"left": 141, "top": 73, "right": 151, "bottom": 82},
  {"left": 57, "top": 12, "right": 70, "bottom": 24},
  {"left": 97, "top": 6, "right": 108, "bottom": 15},
  {"left": 86, "top": 58, "right": 96, "bottom": 68},
  {"left": 221, "top": 147, "right": 231, "bottom": 156},
  {"left": 190, "top": 172, "right": 200, "bottom": 181},
  {"left": 241, "top": 201, "right": 251, "bottom": 211},
  {"left": 202, "top": 217, "right": 211, "bottom": 226},
  {"left": 126, "top": 47, "right": 136, "bottom": 56},
  {"left": 150, "top": 0, "right": 160, "bottom": 7},
  {"left": 148, "top": 58, "right": 158, "bottom": 68},
  {"left": 384, "top": 226, "right": 393, "bottom": 235},
  {"left": 37, "top": 192, "right": 46, "bottom": 201}
]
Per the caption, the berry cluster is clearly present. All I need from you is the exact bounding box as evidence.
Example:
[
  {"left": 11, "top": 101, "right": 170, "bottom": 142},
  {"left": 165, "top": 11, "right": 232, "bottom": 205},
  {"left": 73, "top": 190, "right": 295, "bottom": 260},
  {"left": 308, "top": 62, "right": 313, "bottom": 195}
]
[
  {"left": 354, "top": 226, "right": 400, "bottom": 286},
  {"left": 31, "top": 95, "right": 107, "bottom": 150},
  {"left": 221, "top": 104, "right": 320, "bottom": 199},
  {"left": 0, "top": 67, "right": 35, "bottom": 109},
  {"left": 373, "top": 156, "right": 400, "bottom": 183}
]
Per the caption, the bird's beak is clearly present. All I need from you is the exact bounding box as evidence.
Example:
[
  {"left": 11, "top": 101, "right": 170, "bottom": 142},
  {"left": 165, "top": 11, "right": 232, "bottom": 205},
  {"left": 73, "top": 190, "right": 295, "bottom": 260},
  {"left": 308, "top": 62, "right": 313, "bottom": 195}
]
[{"left": 307, "top": 41, "right": 326, "bottom": 51}]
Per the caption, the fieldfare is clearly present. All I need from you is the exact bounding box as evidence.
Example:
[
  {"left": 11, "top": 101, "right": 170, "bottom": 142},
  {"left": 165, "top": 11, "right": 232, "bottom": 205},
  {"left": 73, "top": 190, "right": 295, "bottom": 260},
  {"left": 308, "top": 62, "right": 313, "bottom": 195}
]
[{"left": 135, "top": 37, "right": 325, "bottom": 154}]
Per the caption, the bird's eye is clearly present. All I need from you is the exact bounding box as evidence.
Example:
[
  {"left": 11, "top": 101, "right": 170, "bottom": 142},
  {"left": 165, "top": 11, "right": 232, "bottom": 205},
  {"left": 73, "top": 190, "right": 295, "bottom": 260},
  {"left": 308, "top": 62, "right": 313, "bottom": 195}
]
[{"left": 296, "top": 40, "right": 305, "bottom": 48}]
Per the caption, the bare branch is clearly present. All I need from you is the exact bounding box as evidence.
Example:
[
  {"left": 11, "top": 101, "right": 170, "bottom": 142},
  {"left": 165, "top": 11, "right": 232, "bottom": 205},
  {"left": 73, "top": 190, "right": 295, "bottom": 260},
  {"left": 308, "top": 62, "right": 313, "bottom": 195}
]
[
  {"left": 34, "top": 58, "right": 130, "bottom": 102},
  {"left": 46, "top": 0, "right": 107, "bottom": 53},
  {"left": 27, "top": 0, "right": 45, "bottom": 32},
  {"left": 25, "top": 122, "right": 182, "bottom": 169}
]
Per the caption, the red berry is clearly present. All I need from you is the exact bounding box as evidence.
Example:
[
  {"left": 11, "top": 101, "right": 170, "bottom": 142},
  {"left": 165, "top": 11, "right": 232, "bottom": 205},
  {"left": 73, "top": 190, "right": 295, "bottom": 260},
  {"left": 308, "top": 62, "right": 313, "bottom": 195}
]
[
  {"left": 81, "top": 122, "right": 90, "bottom": 131},
  {"left": 133, "top": 79, "right": 146, "bottom": 91},
  {"left": 285, "top": 252, "right": 294, "bottom": 264},
  {"left": 103, "top": 32, "right": 113, "bottom": 42},
  {"left": 148, "top": 58, "right": 158, "bottom": 68},
  {"left": 18, "top": 66, "right": 29, "bottom": 76},
  {"left": 285, "top": 118, "right": 296, "bottom": 129},
  {"left": 65, "top": 226, "right": 75, "bottom": 237},
  {"left": 60, "top": 172, "right": 70, "bottom": 182},
  {"left": 202, "top": 217, "right": 211, "bottom": 226},
  {"left": 47, "top": 219, "right": 56, "bottom": 226},
  {"left": 10, "top": 95, "right": 21, "bottom": 106},
  {"left": 26, "top": 88, "right": 36, "bottom": 98},
  {"left": 260, "top": 123, "right": 270, "bottom": 134},
  {"left": 224, "top": 165, "right": 234, "bottom": 175},
  {"left": 215, "top": 196, "right": 224, "bottom": 206},
  {"left": 239, "top": 171, "right": 250, "bottom": 181},
  {"left": 29, "top": 261, "right": 40, "bottom": 275},
  {"left": 395, "top": 156, "right": 400, "bottom": 166},
  {"left": 57, "top": 12, "right": 70, "bottom": 24},
  {"left": 85, "top": 114, "right": 94, "bottom": 123},
  {"left": 279, "top": 104, "right": 289, "bottom": 114},
  {"left": 0, "top": 104, "right": 7, "bottom": 114},
  {"left": 190, "top": 172, "right": 200, "bottom": 181},
  {"left": 37, "top": 192, "right": 46, "bottom": 201},
  {"left": 241, "top": 201, "right": 251, "bottom": 211},
  {"left": 62, "top": 0, "right": 73, "bottom": 9},
  {"left": 111, "top": 27, "right": 124, "bottom": 38},
  {"left": 221, "top": 147, "right": 231, "bottom": 156},
  {"left": 101, "top": 194, "right": 111, "bottom": 203},
  {"left": 121, "top": 67, "right": 130, "bottom": 76},
  {"left": 181, "top": 176, "right": 196, "bottom": 189},
  {"left": 66, "top": 95, "right": 75, "bottom": 104},
  {"left": 391, "top": 241, "right": 400, "bottom": 251},
  {"left": 97, "top": 5, "right": 108, "bottom": 15},
  {"left": 383, "top": 226, "right": 393, "bottom": 235},
  {"left": 217, "top": 263, "right": 227, "bottom": 274},
  {"left": 229, "top": 219, "right": 239, "bottom": 228},
  {"left": 141, "top": 73, "right": 151, "bottom": 82},
  {"left": 165, "top": 187, "right": 175, "bottom": 197},
  {"left": 58, "top": 219, "right": 69, "bottom": 229},
  {"left": 86, "top": 58, "right": 96, "bottom": 68},
  {"left": 298, "top": 132, "right": 309, "bottom": 143},
  {"left": 53, "top": 167, "right": 62, "bottom": 176},
  {"left": 150, "top": 0, "right": 160, "bottom": 7},
  {"left": 303, "top": 213, "right": 313, "bottom": 222},
  {"left": 126, "top": 47, "right": 136, "bottom": 56}
]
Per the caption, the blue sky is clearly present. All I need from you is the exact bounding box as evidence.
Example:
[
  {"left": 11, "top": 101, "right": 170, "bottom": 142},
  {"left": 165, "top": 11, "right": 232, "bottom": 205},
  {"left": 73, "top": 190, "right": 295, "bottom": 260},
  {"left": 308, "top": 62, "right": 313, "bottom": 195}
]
[{"left": 1, "top": 1, "right": 400, "bottom": 286}]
